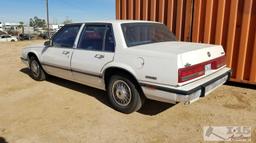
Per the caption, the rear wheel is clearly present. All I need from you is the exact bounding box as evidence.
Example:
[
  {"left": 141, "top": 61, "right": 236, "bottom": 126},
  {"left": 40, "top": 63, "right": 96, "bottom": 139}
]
[
  {"left": 29, "top": 56, "right": 46, "bottom": 81},
  {"left": 107, "top": 75, "right": 144, "bottom": 113}
]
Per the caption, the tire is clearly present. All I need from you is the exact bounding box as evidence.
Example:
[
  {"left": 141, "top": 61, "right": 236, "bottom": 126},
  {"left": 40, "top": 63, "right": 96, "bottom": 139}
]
[
  {"left": 29, "top": 56, "right": 46, "bottom": 81},
  {"left": 11, "top": 40, "right": 15, "bottom": 42},
  {"left": 107, "top": 75, "right": 144, "bottom": 113}
]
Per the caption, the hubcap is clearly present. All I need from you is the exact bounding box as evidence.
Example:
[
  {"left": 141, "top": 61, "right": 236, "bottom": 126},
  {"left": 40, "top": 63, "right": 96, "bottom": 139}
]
[
  {"left": 112, "top": 80, "right": 132, "bottom": 106},
  {"left": 30, "top": 60, "right": 40, "bottom": 77}
]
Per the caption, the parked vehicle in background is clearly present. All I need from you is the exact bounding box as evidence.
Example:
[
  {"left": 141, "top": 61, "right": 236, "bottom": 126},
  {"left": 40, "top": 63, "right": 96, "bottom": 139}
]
[
  {"left": 0, "top": 34, "right": 18, "bottom": 42},
  {"left": 19, "top": 34, "right": 32, "bottom": 40},
  {"left": 39, "top": 31, "right": 56, "bottom": 39},
  {"left": 0, "top": 30, "right": 6, "bottom": 35},
  {"left": 20, "top": 20, "right": 231, "bottom": 113},
  {"left": 38, "top": 33, "right": 47, "bottom": 39},
  {"left": 0, "top": 22, "right": 3, "bottom": 31}
]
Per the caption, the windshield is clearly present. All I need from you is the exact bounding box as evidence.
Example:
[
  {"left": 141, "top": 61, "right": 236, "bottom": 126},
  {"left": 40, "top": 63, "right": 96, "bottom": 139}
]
[{"left": 121, "top": 23, "right": 176, "bottom": 47}]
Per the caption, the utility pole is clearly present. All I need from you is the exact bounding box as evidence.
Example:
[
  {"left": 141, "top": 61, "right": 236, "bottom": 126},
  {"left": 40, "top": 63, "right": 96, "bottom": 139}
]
[{"left": 46, "top": 0, "right": 50, "bottom": 39}]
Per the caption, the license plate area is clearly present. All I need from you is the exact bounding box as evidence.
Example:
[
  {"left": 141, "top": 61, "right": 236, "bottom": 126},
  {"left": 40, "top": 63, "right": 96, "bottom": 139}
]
[{"left": 205, "top": 63, "right": 212, "bottom": 74}]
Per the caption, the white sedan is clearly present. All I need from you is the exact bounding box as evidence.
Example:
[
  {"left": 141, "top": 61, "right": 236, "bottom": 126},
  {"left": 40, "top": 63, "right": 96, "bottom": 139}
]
[
  {"left": 0, "top": 34, "right": 18, "bottom": 42},
  {"left": 20, "top": 20, "right": 231, "bottom": 113}
]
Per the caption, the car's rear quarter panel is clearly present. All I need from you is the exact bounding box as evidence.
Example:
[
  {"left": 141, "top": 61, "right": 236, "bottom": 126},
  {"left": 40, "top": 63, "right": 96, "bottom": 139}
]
[{"left": 115, "top": 49, "right": 179, "bottom": 86}]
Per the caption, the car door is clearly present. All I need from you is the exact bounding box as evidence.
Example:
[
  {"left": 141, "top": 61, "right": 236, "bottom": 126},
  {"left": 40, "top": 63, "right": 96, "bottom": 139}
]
[
  {"left": 41, "top": 24, "right": 82, "bottom": 80},
  {"left": 71, "top": 24, "right": 115, "bottom": 89}
]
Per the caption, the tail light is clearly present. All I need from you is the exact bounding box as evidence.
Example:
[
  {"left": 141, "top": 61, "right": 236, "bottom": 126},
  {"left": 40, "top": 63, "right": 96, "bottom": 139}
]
[
  {"left": 178, "top": 56, "right": 226, "bottom": 83},
  {"left": 178, "top": 64, "right": 205, "bottom": 83},
  {"left": 211, "top": 56, "right": 225, "bottom": 69}
]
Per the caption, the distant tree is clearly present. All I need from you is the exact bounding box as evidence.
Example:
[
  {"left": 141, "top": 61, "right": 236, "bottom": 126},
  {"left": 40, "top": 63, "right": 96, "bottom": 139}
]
[
  {"left": 63, "top": 17, "right": 72, "bottom": 24},
  {"left": 29, "top": 16, "right": 46, "bottom": 28},
  {"left": 19, "top": 21, "right": 24, "bottom": 26},
  {"left": 18, "top": 21, "right": 24, "bottom": 33},
  {"left": 17, "top": 21, "right": 24, "bottom": 29}
]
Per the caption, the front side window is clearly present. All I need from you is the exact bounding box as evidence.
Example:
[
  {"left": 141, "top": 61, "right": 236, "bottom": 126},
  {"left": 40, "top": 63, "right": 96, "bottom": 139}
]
[
  {"left": 52, "top": 24, "right": 81, "bottom": 48},
  {"left": 121, "top": 23, "right": 176, "bottom": 47},
  {"left": 77, "top": 24, "right": 115, "bottom": 52}
]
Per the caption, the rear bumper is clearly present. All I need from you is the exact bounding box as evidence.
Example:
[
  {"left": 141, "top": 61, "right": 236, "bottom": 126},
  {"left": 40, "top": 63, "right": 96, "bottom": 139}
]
[{"left": 140, "top": 67, "right": 232, "bottom": 104}]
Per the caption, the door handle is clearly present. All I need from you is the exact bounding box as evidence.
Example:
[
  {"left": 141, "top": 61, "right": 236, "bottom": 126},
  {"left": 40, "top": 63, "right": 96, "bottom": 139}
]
[
  {"left": 94, "top": 54, "right": 104, "bottom": 59},
  {"left": 62, "top": 51, "right": 70, "bottom": 55}
]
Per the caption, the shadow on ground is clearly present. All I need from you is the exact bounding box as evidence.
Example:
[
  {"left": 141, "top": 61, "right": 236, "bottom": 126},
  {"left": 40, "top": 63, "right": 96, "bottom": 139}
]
[
  {"left": 225, "top": 81, "right": 256, "bottom": 90},
  {"left": 138, "top": 100, "right": 175, "bottom": 115},
  {"left": 20, "top": 68, "right": 173, "bottom": 115},
  {"left": 0, "top": 137, "right": 8, "bottom": 143}
]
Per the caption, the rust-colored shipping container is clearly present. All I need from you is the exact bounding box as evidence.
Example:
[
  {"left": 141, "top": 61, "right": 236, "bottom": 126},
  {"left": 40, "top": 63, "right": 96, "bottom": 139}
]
[{"left": 116, "top": 0, "right": 256, "bottom": 85}]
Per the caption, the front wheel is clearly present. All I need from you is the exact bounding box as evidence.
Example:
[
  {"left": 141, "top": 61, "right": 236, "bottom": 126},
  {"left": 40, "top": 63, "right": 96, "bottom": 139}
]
[
  {"left": 107, "top": 75, "right": 144, "bottom": 113},
  {"left": 29, "top": 56, "right": 46, "bottom": 81}
]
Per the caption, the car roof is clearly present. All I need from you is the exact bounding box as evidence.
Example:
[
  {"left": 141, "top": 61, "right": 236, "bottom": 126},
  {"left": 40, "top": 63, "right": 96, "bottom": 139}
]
[{"left": 66, "top": 20, "right": 160, "bottom": 25}]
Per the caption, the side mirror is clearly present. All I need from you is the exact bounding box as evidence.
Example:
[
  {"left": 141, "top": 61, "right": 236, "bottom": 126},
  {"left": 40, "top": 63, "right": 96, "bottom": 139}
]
[{"left": 44, "top": 40, "right": 52, "bottom": 47}]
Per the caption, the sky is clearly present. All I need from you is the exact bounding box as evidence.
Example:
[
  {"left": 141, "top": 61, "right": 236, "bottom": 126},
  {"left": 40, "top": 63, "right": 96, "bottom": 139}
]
[{"left": 0, "top": 0, "right": 115, "bottom": 24}]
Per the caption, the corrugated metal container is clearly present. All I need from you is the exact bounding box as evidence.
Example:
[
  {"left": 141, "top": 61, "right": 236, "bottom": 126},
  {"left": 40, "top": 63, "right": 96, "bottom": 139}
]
[{"left": 116, "top": 0, "right": 256, "bottom": 85}]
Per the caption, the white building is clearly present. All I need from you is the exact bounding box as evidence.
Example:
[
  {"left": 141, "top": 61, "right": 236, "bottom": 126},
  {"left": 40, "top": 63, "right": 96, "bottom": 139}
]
[
  {"left": 23, "top": 26, "right": 34, "bottom": 34},
  {"left": 49, "top": 24, "right": 61, "bottom": 31},
  {"left": 0, "top": 22, "right": 3, "bottom": 31},
  {"left": 4, "top": 22, "right": 20, "bottom": 30}
]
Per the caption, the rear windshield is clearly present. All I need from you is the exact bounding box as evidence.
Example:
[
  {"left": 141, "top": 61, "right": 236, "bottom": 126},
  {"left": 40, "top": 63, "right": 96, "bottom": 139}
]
[{"left": 121, "top": 23, "right": 176, "bottom": 47}]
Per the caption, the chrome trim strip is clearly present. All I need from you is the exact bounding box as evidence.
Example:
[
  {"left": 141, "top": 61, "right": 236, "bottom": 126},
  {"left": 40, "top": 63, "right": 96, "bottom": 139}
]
[
  {"left": 145, "top": 76, "right": 157, "bottom": 80},
  {"left": 42, "top": 63, "right": 69, "bottom": 71},
  {"left": 41, "top": 63, "right": 102, "bottom": 78},
  {"left": 72, "top": 68, "right": 102, "bottom": 78}
]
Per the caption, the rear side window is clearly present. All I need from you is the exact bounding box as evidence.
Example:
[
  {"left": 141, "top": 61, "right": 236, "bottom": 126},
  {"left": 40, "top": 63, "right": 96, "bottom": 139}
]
[
  {"left": 52, "top": 24, "right": 81, "bottom": 48},
  {"left": 78, "top": 25, "right": 106, "bottom": 51},
  {"left": 104, "top": 26, "right": 115, "bottom": 52},
  {"left": 121, "top": 23, "right": 176, "bottom": 47},
  {"left": 77, "top": 24, "right": 115, "bottom": 52}
]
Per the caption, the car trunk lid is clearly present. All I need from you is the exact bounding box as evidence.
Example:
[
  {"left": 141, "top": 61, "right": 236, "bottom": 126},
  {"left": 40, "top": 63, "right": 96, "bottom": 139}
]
[
  {"left": 131, "top": 41, "right": 226, "bottom": 85},
  {"left": 131, "top": 41, "right": 225, "bottom": 67}
]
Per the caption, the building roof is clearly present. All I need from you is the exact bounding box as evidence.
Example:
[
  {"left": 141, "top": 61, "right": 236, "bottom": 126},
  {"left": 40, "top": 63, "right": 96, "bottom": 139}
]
[{"left": 4, "top": 22, "right": 20, "bottom": 26}]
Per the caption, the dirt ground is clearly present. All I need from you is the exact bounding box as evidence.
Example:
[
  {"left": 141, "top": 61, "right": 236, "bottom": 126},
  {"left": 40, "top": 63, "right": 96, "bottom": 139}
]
[{"left": 0, "top": 40, "right": 255, "bottom": 143}]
